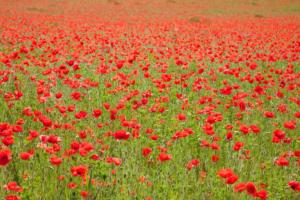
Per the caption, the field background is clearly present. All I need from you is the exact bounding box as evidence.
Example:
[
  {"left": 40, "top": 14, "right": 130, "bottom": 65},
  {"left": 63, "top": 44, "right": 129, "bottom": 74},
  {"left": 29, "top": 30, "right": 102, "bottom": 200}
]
[
  {"left": 1, "top": 0, "right": 300, "bottom": 19},
  {"left": 0, "top": 0, "right": 299, "bottom": 200}
]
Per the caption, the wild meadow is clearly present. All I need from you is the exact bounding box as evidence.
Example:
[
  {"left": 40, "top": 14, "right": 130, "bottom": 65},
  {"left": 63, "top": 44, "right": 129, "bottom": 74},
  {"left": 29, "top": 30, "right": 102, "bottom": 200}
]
[{"left": 0, "top": 0, "right": 299, "bottom": 199}]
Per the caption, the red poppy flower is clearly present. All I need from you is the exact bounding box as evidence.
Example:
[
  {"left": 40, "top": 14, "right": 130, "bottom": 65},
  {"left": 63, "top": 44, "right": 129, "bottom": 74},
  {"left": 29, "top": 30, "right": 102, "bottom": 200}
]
[
  {"left": 211, "top": 155, "right": 219, "bottom": 162},
  {"left": 234, "top": 183, "right": 247, "bottom": 192},
  {"left": 233, "top": 142, "right": 244, "bottom": 151},
  {"left": 186, "top": 159, "right": 200, "bottom": 170},
  {"left": 0, "top": 149, "right": 12, "bottom": 166},
  {"left": 5, "top": 195, "right": 20, "bottom": 200},
  {"left": 264, "top": 111, "right": 275, "bottom": 118},
  {"left": 288, "top": 181, "right": 300, "bottom": 191},
  {"left": 284, "top": 121, "right": 296, "bottom": 130},
  {"left": 177, "top": 113, "right": 186, "bottom": 121},
  {"left": 50, "top": 156, "right": 63, "bottom": 166},
  {"left": 5, "top": 181, "right": 23, "bottom": 192},
  {"left": 275, "top": 157, "right": 289, "bottom": 166},
  {"left": 67, "top": 182, "right": 77, "bottom": 189},
  {"left": 142, "top": 147, "right": 152, "bottom": 157},
  {"left": 71, "top": 91, "right": 81, "bottom": 101},
  {"left": 246, "top": 182, "right": 257, "bottom": 195},
  {"left": 92, "top": 109, "right": 102, "bottom": 118},
  {"left": 226, "top": 174, "right": 239, "bottom": 184},
  {"left": 158, "top": 153, "right": 172, "bottom": 162},
  {"left": 80, "top": 191, "right": 89, "bottom": 199},
  {"left": 114, "top": 130, "right": 130, "bottom": 140},
  {"left": 217, "top": 168, "right": 234, "bottom": 178},
  {"left": 75, "top": 111, "right": 88, "bottom": 119},
  {"left": 106, "top": 157, "right": 122, "bottom": 166},
  {"left": 20, "top": 152, "right": 32, "bottom": 160},
  {"left": 147, "top": 131, "right": 157, "bottom": 139},
  {"left": 71, "top": 165, "right": 88, "bottom": 177}
]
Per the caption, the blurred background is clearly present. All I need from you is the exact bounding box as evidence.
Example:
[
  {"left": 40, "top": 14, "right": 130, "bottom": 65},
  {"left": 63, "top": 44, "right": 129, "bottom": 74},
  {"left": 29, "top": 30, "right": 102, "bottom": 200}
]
[{"left": 1, "top": 0, "right": 299, "bottom": 22}]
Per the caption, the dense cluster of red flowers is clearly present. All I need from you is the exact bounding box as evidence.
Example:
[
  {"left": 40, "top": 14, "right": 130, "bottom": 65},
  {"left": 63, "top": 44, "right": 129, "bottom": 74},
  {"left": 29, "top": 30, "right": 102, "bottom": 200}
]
[{"left": 0, "top": 0, "right": 299, "bottom": 199}]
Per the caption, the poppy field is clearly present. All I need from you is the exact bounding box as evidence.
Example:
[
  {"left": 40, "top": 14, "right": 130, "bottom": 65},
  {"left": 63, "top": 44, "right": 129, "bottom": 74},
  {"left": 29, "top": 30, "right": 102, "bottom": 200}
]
[{"left": 0, "top": 0, "right": 299, "bottom": 199}]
